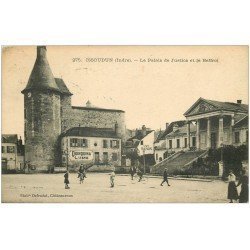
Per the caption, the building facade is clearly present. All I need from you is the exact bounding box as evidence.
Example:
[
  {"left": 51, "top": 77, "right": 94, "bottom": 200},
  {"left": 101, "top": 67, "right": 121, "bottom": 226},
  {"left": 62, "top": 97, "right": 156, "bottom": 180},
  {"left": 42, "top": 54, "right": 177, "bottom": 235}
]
[
  {"left": 21, "top": 46, "right": 126, "bottom": 172},
  {"left": 61, "top": 126, "right": 121, "bottom": 171},
  {"left": 1, "top": 134, "right": 24, "bottom": 172}
]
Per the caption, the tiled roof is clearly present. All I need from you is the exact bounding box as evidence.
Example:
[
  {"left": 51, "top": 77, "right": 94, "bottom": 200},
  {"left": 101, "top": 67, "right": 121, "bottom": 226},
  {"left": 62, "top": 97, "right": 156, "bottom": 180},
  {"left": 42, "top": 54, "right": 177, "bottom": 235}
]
[
  {"left": 234, "top": 115, "right": 248, "bottom": 128},
  {"left": 155, "top": 120, "right": 186, "bottom": 142},
  {"left": 63, "top": 127, "right": 120, "bottom": 138},
  {"left": 72, "top": 106, "right": 125, "bottom": 113},
  {"left": 2, "top": 134, "right": 18, "bottom": 144},
  {"left": 127, "top": 130, "right": 154, "bottom": 141},
  {"left": 205, "top": 99, "right": 248, "bottom": 113},
  {"left": 184, "top": 97, "right": 248, "bottom": 116},
  {"left": 166, "top": 123, "right": 196, "bottom": 138}
]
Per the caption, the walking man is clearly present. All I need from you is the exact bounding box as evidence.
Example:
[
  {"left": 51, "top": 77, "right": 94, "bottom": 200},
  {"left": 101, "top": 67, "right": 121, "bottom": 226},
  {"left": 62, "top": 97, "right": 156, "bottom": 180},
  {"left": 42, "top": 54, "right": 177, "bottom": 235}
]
[
  {"left": 161, "top": 168, "right": 170, "bottom": 186},
  {"left": 130, "top": 166, "right": 136, "bottom": 180}
]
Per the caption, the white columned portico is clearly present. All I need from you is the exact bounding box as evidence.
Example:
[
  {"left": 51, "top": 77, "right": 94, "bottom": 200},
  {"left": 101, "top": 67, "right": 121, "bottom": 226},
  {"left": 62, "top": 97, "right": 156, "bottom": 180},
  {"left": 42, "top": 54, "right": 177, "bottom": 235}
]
[
  {"left": 229, "top": 114, "right": 235, "bottom": 144},
  {"left": 218, "top": 116, "right": 224, "bottom": 146},
  {"left": 187, "top": 122, "right": 190, "bottom": 149},
  {"left": 196, "top": 119, "right": 200, "bottom": 150},
  {"left": 207, "top": 118, "right": 211, "bottom": 148}
]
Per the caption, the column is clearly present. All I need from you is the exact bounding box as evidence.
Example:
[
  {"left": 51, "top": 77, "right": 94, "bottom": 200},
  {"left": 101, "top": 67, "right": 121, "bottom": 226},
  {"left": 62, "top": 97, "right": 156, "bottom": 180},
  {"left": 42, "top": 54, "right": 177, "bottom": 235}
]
[
  {"left": 207, "top": 118, "right": 211, "bottom": 148},
  {"left": 218, "top": 116, "right": 224, "bottom": 147},
  {"left": 229, "top": 114, "right": 235, "bottom": 144},
  {"left": 196, "top": 119, "right": 200, "bottom": 150},
  {"left": 187, "top": 122, "right": 190, "bottom": 149}
]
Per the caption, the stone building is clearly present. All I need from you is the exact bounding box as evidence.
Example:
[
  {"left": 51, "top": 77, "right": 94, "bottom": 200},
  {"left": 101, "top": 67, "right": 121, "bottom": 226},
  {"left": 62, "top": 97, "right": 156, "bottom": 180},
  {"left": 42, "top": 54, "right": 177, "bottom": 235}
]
[
  {"left": 61, "top": 125, "right": 121, "bottom": 171},
  {"left": 21, "top": 46, "right": 126, "bottom": 172}
]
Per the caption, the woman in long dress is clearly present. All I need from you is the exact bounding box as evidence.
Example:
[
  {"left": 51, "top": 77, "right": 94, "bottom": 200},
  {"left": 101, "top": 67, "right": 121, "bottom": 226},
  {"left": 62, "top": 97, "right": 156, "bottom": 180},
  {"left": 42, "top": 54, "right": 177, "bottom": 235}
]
[
  {"left": 227, "top": 170, "right": 238, "bottom": 203},
  {"left": 237, "top": 169, "right": 248, "bottom": 203}
]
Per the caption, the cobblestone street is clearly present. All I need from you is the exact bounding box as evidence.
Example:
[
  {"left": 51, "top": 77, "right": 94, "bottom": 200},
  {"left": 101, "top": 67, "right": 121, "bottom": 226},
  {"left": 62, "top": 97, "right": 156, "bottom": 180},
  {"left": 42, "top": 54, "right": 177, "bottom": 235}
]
[{"left": 1, "top": 173, "right": 234, "bottom": 203}]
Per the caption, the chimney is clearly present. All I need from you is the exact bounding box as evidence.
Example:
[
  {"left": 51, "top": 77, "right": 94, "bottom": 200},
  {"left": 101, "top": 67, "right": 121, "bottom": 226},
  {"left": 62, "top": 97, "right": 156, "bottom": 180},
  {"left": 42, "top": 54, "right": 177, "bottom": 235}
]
[
  {"left": 142, "top": 125, "right": 147, "bottom": 136},
  {"left": 237, "top": 100, "right": 242, "bottom": 104},
  {"left": 115, "top": 122, "right": 118, "bottom": 135},
  {"left": 37, "top": 46, "right": 47, "bottom": 58},
  {"left": 86, "top": 100, "right": 92, "bottom": 107},
  {"left": 166, "top": 122, "right": 169, "bottom": 131}
]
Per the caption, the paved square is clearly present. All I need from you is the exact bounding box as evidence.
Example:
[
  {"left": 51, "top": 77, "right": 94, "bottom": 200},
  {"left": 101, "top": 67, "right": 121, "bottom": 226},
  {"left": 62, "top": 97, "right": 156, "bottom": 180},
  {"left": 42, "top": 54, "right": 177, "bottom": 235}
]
[{"left": 2, "top": 173, "right": 231, "bottom": 203}]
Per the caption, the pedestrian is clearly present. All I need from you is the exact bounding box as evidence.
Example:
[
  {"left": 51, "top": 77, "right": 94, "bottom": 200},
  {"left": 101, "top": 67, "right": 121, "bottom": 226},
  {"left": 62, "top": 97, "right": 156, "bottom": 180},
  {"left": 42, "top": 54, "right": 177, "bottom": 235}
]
[
  {"left": 64, "top": 171, "right": 70, "bottom": 189},
  {"left": 236, "top": 169, "right": 248, "bottom": 203},
  {"left": 137, "top": 168, "right": 143, "bottom": 182},
  {"left": 110, "top": 168, "right": 115, "bottom": 188},
  {"left": 130, "top": 166, "right": 136, "bottom": 180},
  {"left": 161, "top": 168, "right": 170, "bottom": 186},
  {"left": 227, "top": 170, "right": 238, "bottom": 203}
]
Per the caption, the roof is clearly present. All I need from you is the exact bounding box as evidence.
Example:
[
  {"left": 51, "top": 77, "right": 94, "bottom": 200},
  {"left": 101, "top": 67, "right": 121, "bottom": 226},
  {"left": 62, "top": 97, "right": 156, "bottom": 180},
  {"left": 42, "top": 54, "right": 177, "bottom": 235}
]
[
  {"left": 127, "top": 130, "right": 154, "bottom": 141},
  {"left": 62, "top": 127, "right": 120, "bottom": 138},
  {"left": 55, "top": 78, "right": 72, "bottom": 95},
  {"left": 234, "top": 115, "right": 248, "bottom": 128},
  {"left": 22, "top": 46, "right": 61, "bottom": 94},
  {"left": 71, "top": 106, "right": 125, "bottom": 113},
  {"left": 166, "top": 123, "right": 196, "bottom": 138},
  {"left": 2, "top": 134, "right": 18, "bottom": 144},
  {"left": 155, "top": 120, "right": 186, "bottom": 142},
  {"left": 21, "top": 47, "right": 72, "bottom": 96},
  {"left": 184, "top": 97, "right": 248, "bottom": 117}
]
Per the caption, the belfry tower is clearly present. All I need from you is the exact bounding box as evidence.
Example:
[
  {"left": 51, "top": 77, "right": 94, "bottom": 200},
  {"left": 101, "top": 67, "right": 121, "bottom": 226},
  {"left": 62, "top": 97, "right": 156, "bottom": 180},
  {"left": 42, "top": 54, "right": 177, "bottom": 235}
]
[{"left": 21, "top": 46, "right": 62, "bottom": 172}]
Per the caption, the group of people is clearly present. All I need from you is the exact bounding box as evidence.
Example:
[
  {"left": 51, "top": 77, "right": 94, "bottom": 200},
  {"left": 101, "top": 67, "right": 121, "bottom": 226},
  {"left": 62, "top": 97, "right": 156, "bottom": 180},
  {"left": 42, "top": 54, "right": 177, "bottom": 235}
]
[
  {"left": 227, "top": 169, "right": 248, "bottom": 203},
  {"left": 64, "top": 164, "right": 248, "bottom": 203}
]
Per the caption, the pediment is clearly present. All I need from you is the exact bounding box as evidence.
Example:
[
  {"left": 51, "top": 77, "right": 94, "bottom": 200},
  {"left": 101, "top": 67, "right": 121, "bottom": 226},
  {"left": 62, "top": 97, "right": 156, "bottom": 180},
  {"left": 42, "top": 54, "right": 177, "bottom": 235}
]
[{"left": 184, "top": 98, "right": 218, "bottom": 117}]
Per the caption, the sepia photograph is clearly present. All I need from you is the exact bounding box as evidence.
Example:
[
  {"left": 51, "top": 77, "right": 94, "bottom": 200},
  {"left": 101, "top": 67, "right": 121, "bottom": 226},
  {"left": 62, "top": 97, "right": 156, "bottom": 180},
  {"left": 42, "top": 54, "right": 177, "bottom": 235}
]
[{"left": 1, "top": 45, "right": 249, "bottom": 203}]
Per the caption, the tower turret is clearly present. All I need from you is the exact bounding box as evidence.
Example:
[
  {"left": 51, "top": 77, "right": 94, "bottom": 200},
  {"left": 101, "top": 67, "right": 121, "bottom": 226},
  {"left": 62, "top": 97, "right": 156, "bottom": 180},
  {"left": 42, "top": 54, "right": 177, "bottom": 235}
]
[{"left": 22, "top": 46, "right": 62, "bottom": 172}]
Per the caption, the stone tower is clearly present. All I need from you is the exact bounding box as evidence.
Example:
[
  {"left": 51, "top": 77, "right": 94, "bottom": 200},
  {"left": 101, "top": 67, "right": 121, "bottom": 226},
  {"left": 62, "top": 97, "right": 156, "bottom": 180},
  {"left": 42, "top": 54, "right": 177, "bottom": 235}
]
[{"left": 21, "top": 46, "right": 62, "bottom": 172}]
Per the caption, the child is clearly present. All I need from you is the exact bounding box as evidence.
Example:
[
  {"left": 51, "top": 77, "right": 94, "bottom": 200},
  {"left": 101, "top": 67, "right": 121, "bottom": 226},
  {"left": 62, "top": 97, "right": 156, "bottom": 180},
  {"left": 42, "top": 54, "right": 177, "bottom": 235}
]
[
  {"left": 110, "top": 169, "right": 115, "bottom": 188},
  {"left": 64, "top": 171, "right": 70, "bottom": 189}
]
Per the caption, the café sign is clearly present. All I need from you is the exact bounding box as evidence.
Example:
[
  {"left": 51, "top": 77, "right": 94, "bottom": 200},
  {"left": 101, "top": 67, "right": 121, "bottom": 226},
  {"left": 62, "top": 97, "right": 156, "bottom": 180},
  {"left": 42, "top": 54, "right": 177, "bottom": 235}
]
[{"left": 69, "top": 150, "right": 93, "bottom": 161}]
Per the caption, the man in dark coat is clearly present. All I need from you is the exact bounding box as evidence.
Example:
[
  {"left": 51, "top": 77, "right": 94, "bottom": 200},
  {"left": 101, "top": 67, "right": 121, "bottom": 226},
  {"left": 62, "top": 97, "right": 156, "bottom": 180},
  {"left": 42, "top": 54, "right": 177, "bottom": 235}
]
[
  {"left": 130, "top": 166, "right": 136, "bottom": 180},
  {"left": 161, "top": 168, "right": 170, "bottom": 186},
  {"left": 64, "top": 171, "right": 70, "bottom": 189},
  {"left": 237, "top": 169, "right": 248, "bottom": 203}
]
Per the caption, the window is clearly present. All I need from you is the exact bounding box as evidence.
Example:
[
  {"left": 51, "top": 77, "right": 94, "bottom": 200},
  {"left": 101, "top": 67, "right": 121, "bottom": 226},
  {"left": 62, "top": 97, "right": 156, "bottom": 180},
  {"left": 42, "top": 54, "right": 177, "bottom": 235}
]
[
  {"left": 156, "top": 153, "right": 158, "bottom": 160},
  {"left": 2, "top": 146, "right": 5, "bottom": 153},
  {"left": 94, "top": 152, "right": 100, "bottom": 164},
  {"left": 112, "top": 153, "right": 118, "bottom": 161},
  {"left": 103, "top": 140, "right": 108, "bottom": 148},
  {"left": 184, "top": 138, "right": 187, "bottom": 148},
  {"left": 70, "top": 138, "right": 88, "bottom": 147},
  {"left": 140, "top": 141, "right": 144, "bottom": 145},
  {"left": 110, "top": 140, "right": 119, "bottom": 148},
  {"left": 103, "top": 152, "right": 109, "bottom": 163},
  {"left": 70, "top": 138, "right": 78, "bottom": 147},
  {"left": 177, "top": 139, "right": 180, "bottom": 148},
  {"left": 79, "top": 139, "right": 88, "bottom": 147},
  {"left": 235, "top": 132, "right": 240, "bottom": 143},
  {"left": 7, "top": 146, "right": 15, "bottom": 153},
  {"left": 246, "top": 130, "right": 248, "bottom": 143},
  {"left": 169, "top": 140, "right": 172, "bottom": 149}
]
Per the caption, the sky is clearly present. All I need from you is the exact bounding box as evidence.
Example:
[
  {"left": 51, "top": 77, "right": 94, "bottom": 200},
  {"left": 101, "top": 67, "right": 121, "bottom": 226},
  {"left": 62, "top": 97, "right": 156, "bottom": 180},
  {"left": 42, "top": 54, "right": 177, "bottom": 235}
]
[{"left": 2, "top": 45, "right": 248, "bottom": 139}]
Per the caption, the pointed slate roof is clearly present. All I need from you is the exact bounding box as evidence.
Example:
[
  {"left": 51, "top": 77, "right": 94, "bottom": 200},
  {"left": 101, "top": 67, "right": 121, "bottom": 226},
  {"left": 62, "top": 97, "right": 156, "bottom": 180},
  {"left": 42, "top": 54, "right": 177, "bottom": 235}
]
[{"left": 22, "top": 46, "right": 61, "bottom": 94}]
